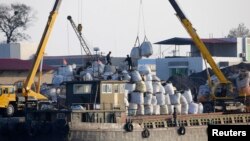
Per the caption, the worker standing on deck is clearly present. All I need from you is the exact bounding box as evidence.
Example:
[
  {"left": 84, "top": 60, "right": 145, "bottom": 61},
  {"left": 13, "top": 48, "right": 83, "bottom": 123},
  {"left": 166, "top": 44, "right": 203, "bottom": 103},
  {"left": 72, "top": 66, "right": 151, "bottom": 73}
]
[
  {"left": 124, "top": 54, "right": 132, "bottom": 71},
  {"left": 106, "top": 51, "right": 112, "bottom": 65}
]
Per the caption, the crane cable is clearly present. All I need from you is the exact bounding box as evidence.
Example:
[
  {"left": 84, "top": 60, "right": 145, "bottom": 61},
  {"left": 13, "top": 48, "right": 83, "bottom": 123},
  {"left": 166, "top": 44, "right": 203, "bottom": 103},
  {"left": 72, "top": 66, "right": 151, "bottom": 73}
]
[{"left": 135, "top": 0, "right": 147, "bottom": 47}]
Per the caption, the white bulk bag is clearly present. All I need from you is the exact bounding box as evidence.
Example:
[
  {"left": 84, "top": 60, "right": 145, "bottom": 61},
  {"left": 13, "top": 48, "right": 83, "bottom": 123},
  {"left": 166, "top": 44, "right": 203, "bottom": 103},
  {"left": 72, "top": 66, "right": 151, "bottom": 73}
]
[
  {"left": 137, "top": 104, "right": 144, "bottom": 115},
  {"left": 125, "top": 83, "right": 136, "bottom": 93},
  {"left": 183, "top": 89, "right": 193, "bottom": 103},
  {"left": 165, "top": 94, "right": 171, "bottom": 105},
  {"left": 52, "top": 75, "right": 64, "bottom": 85},
  {"left": 140, "top": 41, "right": 153, "bottom": 57},
  {"left": 188, "top": 102, "right": 199, "bottom": 114},
  {"left": 160, "top": 105, "right": 168, "bottom": 115},
  {"left": 128, "top": 103, "right": 138, "bottom": 116},
  {"left": 153, "top": 105, "right": 160, "bottom": 115},
  {"left": 82, "top": 72, "right": 93, "bottom": 81},
  {"left": 130, "top": 47, "right": 141, "bottom": 59},
  {"left": 174, "top": 104, "right": 181, "bottom": 115},
  {"left": 145, "top": 81, "right": 153, "bottom": 93},
  {"left": 151, "top": 96, "right": 157, "bottom": 105},
  {"left": 131, "top": 92, "right": 144, "bottom": 104},
  {"left": 131, "top": 70, "right": 142, "bottom": 82},
  {"left": 198, "top": 103, "right": 203, "bottom": 114},
  {"left": 144, "top": 93, "right": 153, "bottom": 105},
  {"left": 170, "top": 93, "right": 181, "bottom": 105},
  {"left": 181, "top": 103, "right": 189, "bottom": 115},
  {"left": 164, "top": 83, "right": 175, "bottom": 95},
  {"left": 180, "top": 95, "right": 188, "bottom": 105},
  {"left": 144, "top": 105, "right": 153, "bottom": 115},
  {"left": 152, "top": 75, "right": 160, "bottom": 82},
  {"left": 138, "top": 65, "right": 151, "bottom": 75},
  {"left": 152, "top": 81, "right": 161, "bottom": 94},
  {"left": 145, "top": 74, "right": 153, "bottom": 81},
  {"left": 155, "top": 92, "right": 165, "bottom": 105},
  {"left": 135, "top": 81, "right": 146, "bottom": 92},
  {"left": 168, "top": 105, "right": 174, "bottom": 115}
]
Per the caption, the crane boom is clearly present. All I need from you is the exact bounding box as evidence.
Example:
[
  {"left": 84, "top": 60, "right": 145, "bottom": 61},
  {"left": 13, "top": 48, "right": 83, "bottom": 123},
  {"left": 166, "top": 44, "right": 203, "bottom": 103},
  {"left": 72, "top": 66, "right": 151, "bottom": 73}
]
[
  {"left": 67, "top": 16, "right": 92, "bottom": 57},
  {"left": 168, "top": 0, "right": 229, "bottom": 84},
  {"left": 23, "top": 0, "right": 62, "bottom": 96}
]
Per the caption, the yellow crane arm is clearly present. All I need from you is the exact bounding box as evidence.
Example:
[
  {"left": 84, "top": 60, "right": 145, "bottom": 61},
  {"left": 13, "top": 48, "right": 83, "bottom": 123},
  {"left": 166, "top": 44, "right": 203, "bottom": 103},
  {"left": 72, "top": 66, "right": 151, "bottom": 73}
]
[
  {"left": 23, "top": 0, "right": 62, "bottom": 96},
  {"left": 168, "top": 0, "right": 229, "bottom": 84}
]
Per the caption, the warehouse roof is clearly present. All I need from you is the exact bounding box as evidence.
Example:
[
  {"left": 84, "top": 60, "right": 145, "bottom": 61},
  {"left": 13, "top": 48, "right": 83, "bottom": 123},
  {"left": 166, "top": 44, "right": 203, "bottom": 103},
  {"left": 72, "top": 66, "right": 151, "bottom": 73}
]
[
  {"left": 0, "top": 59, "right": 54, "bottom": 71},
  {"left": 155, "top": 37, "right": 237, "bottom": 45}
]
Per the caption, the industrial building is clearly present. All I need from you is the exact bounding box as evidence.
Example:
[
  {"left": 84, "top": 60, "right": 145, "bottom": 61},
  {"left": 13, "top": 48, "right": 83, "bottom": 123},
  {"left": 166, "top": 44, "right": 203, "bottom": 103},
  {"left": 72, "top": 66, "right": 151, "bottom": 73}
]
[{"left": 139, "top": 37, "right": 250, "bottom": 80}]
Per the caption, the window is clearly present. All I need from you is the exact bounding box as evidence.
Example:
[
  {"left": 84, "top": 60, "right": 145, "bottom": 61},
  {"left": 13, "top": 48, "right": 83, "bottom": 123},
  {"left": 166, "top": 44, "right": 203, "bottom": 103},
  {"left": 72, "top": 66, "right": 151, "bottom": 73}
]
[
  {"left": 102, "top": 84, "right": 112, "bottom": 93},
  {"left": 119, "top": 84, "right": 125, "bottom": 93},
  {"left": 9, "top": 88, "right": 15, "bottom": 94},
  {"left": 170, "top": 68, "right": 188, "bottom": 76},
  {"left": 3, "top": 88, "right": 8, "bottom": 94},
  {"left": 114, "top": 84, "right": 119, "bottom": 93},
  {"left": 73, "top": 84, "right": 92, "bottom": 94},
  {"left": 0, "top": 88, "right": 2, "bottom": 95}
]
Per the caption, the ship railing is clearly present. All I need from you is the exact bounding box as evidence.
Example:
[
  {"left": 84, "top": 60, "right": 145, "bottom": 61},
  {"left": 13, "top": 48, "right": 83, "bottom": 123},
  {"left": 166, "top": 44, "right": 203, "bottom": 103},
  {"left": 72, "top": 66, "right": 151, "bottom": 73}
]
[{"left": 135, "top": 113, "right": 250, "bottom": 129}]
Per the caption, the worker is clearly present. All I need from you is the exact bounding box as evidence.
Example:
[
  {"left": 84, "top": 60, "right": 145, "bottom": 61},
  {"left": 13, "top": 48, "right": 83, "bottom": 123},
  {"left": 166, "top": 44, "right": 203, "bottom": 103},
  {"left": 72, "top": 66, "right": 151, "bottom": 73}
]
[
  {"left": 106, "top": 51, "right": 112, "bottom": 65},
  {"left": 124, "top": 54, "right": 132, "bottom": 71}
]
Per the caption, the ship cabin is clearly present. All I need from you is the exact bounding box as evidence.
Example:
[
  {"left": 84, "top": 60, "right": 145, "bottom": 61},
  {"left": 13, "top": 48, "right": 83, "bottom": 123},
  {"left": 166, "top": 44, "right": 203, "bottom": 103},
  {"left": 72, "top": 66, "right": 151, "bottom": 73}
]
[{"left": 64, "top": 80, "right": 128, "bottom": 123}]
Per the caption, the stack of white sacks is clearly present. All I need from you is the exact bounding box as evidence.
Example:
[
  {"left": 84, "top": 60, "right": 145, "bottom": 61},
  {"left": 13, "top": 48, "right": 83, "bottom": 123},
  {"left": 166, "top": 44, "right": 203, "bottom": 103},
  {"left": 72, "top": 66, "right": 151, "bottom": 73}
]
[
  {"left": 124, "top": 65, "right": 204, "bottom": 116},
  {"left": 52, "top": 65, "right": 76, "bottom": 85}
]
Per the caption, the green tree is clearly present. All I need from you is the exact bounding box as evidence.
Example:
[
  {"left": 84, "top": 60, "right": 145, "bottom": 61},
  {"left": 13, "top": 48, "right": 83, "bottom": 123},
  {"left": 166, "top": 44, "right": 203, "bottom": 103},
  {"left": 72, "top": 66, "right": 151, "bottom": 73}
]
[
  {"left": 0, "top": 3, "right": 35, "bottom": 43},
  {"left": 227, "top": 23, "right": 250, "bottom": 38}
]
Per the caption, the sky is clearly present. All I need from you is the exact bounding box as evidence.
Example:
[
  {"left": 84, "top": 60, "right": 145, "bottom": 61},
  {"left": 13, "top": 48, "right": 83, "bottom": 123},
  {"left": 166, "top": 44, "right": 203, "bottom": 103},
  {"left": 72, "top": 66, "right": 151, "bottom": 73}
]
[{"left": 0, "top": 0, "right": 250, "bottom": 58}]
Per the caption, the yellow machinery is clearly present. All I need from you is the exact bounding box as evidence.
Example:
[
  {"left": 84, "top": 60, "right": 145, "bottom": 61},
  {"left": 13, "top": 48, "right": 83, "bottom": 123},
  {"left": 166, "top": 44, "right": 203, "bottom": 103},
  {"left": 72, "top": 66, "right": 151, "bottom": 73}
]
[
  {"left": 0, "top": 0, "right": 62, "bottom": 117},
  {"left": 168, "top": 0, "right": 246, "bottom": 112}
]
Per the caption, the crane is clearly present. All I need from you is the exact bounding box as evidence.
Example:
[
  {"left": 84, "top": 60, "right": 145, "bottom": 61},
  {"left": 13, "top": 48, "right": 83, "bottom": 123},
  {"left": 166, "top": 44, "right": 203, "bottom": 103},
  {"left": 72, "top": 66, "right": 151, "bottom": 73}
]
[
  {"left": 0, "top": 0, "right": 62, "bottom": 117},
  {"left": 67, "top": 16, "right": 93, "bottom": 58},
  {"left": 168, "top": 0, "right": 246, "bottom": 112}
]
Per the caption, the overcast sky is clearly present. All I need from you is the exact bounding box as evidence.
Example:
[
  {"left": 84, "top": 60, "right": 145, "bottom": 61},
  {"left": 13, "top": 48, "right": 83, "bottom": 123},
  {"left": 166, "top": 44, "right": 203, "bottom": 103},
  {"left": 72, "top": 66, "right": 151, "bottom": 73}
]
[{"left": 1, "top": 0, "right": 250, "bottom": 57}]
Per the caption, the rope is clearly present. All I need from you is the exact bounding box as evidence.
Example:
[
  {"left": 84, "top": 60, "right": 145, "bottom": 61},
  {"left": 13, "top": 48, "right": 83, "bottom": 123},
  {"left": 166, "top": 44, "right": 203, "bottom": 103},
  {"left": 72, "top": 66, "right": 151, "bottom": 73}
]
[{"left": 136, "top": 0, "right": 148, "bottom": 43}]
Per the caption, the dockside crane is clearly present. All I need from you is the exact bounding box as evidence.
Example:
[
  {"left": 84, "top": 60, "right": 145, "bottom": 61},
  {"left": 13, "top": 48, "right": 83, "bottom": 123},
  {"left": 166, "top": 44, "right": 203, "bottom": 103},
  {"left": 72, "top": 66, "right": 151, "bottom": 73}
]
[
  {"left": 0, "top": 0, "right": 62, "bottom": 117},
  {"left": 67, "top": 16, "right": 93, "bottom": 58},
  {"left": 168, "top": 0, "right": 246, "bottom": 112}
]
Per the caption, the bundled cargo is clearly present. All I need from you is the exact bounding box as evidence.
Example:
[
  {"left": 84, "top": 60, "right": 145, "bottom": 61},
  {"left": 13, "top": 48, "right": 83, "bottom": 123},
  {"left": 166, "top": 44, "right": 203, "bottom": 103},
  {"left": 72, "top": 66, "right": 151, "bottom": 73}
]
[
  {"left": 159, "top": 85, "right": 166, "bottom": 94},
  {"left": 122, "top": 73, "right": 131, "bottom": 81},
  {"left": 188, "top": 102, "right": 199, "bottom": 114},
  {"left": 160, "top": 105, "right": 168, "bottom": 115},
  {"left": 135, "top": 81, "right": 146, "bottom": 92},
  {"left": 183, "top": 89, "right": 193, "bottom": 103},
  {"left": 144, "top": 105, "right": 153, "bottom": 115},
  {"left": 125, "top": 83, "right": 136, "bottom": 93},
  {"left": 140, "top": 41, "right": 153, "bottom": 57},
  {"left": 144, "top": 93, "right": 153, "bottom": 105},
  {"left": 131, "top": 92, "right": 144, "bottom": 104},
  {"left": 169, "top": 93, "right": 181, "bottom": 105},
  {"left": 153, "top": 105, "right": 160, "bottom": 115},
  {"left": 145, "top": 81, "right": 153, "bottom": 93},
  {"left": 138, "top": 65, "right": 151, "bottom": 75},
  {"left": 92, "top": 61, "right": 105, "bottom": 74},
  {"left": 165, "top": 94, "right": 171, "bottom": 105},
  {"left": 130, "top": 47, "right": 141, "bottom": 59},
  {"left": 131, "top": 70, "right": 142, "bottom": 82},
  {"left": 155, "top": 92, "right": 165, "bottom": 105},
  {"left": 137, "top": 104, "right": 144, "bottom": 115},
  {"left": 164, "top": 82, "right": 175, "bottom": 95}
]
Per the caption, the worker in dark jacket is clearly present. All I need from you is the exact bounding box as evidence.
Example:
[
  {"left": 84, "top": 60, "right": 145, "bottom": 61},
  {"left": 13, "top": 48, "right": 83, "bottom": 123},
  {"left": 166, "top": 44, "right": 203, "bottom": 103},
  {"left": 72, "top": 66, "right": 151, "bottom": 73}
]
[
  {"left": 106, "top": 51, "right": 112, "bottom": 65},
  {"left": 124, "top": 54, "right": 132, "bottom": 71}
]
